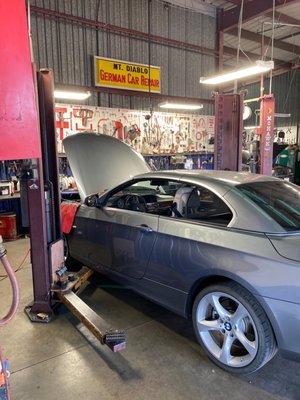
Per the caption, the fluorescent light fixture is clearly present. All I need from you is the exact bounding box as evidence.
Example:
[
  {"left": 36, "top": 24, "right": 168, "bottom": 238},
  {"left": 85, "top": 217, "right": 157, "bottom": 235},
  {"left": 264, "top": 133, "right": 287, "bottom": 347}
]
[
  {"left": 159, "top": 102, "right": 203, "bottom": 110},
  {"left": 244, "top": 126, "right": 259, "bottom": 130},
  {"left": 54, "top": 90, "right": 91, "bottom": 100},
  {"left": 200, "top": 60, "right": 274, "bottom": 85}
]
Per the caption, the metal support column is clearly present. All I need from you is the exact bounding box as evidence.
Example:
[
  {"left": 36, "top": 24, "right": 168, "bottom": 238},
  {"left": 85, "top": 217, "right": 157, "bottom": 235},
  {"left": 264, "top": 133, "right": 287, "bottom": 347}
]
[
  {"left": 26, "top": 160, "right": 53, "bottom": 316},
  {"left": 37, "top": 69, "right": 62, "bottom": 243},
  {"left": 214, "top": 93, "right": 244, "bottom": 171},
  {"left": 26, "top": 69, "right": 63, "bottom": 320}
]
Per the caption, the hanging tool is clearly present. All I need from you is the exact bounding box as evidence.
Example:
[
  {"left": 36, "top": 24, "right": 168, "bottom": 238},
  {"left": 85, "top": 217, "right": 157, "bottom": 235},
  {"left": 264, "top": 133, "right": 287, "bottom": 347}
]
[{"left": 73, "top": 108, "right": 94, "bottom": 127}]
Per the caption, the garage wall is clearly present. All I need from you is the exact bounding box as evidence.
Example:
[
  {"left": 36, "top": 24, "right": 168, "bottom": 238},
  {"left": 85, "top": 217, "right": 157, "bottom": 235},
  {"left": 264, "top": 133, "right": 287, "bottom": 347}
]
[
  {"left": 243, "top": 70, "right": 300, "bottom": 132},
  {"left": 29, "top": 0, "right": 217, "bottom": 115}
]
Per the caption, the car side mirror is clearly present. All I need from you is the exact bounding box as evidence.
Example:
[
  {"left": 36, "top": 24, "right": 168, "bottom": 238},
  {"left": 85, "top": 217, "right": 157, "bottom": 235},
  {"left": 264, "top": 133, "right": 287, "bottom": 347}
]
[
  {"left": 85, "top": 194, "right": 101, "bottom": 208},
  {"left": 95, "top": 196, "right": 105, "bottom": 209}
]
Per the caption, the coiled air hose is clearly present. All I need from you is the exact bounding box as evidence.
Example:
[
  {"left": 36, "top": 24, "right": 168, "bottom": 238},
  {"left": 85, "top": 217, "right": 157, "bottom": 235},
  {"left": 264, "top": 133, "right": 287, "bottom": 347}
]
[
  {"left": 0, "top": 235, "right": 19, "bottom": 400},
  {"left": 0, "top": 236, "right": 20, "bottom": 326}
]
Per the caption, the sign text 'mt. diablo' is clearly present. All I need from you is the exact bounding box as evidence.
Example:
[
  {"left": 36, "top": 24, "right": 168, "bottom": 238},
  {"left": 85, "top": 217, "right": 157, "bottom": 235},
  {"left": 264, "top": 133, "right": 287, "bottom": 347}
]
[{"left": 94, "top": 56, "right": 161, "bottom": 93}]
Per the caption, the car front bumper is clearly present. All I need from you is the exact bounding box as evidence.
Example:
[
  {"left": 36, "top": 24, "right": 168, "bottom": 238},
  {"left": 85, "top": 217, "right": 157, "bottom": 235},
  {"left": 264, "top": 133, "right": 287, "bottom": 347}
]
[{"left": 262, "top": 296, "right": 300, "bottom": 361}]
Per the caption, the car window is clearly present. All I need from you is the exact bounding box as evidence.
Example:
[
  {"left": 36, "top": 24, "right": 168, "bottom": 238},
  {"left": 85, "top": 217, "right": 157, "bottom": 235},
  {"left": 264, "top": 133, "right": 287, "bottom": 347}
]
[
  {"left": 176, "top": 185, "right": 233, "bottom": 226},
  {"left": 105, "top": 179, "right": 232, "bottom": 226},
  {"left": 106, "top": 180, "right": 181, "bottom": 201},
  {"left": 105, "top": 179, "right": 182, "bottom": 215},
  {"left": 236, "top": 181, "right": 300, "bottom": 231}
]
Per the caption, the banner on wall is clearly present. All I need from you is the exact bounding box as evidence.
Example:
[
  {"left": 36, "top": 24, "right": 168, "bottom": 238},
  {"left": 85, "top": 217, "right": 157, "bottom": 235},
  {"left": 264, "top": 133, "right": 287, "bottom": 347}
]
[
  {"left": 55, "top": 104, "right": 215, "bottom": 156},
  {"left": 94, "top": 56, "right": 161, "bottom": 93}
]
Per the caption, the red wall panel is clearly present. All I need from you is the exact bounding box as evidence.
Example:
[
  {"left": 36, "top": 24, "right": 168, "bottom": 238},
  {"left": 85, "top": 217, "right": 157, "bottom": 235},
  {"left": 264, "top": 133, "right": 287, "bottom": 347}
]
[{"left": 0, "top": 0, "right": 41, "bottom": 160}]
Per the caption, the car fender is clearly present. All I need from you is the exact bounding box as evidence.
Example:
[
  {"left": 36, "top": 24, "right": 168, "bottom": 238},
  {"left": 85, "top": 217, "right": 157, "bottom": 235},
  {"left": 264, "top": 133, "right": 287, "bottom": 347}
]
[{"left": 186, "top": 270, "right": 281, "bottom": 346}]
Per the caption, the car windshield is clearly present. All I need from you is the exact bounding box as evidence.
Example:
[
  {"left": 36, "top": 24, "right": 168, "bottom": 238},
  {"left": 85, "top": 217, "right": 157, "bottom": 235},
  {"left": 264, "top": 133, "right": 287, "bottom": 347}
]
[
  {"left": 236, "top": 181, "right": 300, "bottom": 230},
  {"left": 123, "top": 180, "right": 181, "bottom": 196}
]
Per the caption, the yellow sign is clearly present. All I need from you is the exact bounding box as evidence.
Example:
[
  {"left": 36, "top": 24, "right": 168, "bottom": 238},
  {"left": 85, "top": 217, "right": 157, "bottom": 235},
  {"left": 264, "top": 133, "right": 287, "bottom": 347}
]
[{"left": 94, "top": 56, "right": 161, "bottom": 93}]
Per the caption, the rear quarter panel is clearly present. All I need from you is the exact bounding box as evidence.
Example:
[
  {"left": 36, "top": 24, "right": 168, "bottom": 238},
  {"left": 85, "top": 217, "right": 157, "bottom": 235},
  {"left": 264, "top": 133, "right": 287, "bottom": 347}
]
[{"left": 146, "top": 217, "right": 300, "bottom": 305}]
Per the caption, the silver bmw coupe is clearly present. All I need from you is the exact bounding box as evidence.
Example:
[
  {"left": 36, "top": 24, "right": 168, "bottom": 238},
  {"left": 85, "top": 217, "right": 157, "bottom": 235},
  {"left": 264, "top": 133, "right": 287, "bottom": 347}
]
[{"left": 63, "top": 133, "right": 300, "bottom": 374}]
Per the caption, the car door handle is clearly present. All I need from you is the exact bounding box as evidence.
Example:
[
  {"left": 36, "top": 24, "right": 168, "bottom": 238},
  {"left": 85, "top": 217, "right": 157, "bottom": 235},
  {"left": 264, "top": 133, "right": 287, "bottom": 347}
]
[{"left": 136, "top": 224, "right": 153, "bottom": 233}]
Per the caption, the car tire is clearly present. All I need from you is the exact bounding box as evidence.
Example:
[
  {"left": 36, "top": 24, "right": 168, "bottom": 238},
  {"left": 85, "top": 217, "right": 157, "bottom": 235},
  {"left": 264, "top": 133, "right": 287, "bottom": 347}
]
[
  {"left": 63, "top": 234, "right": 82, "bottom": 272},
  {"left": 192, "top": 281, "right": 277, "bottom": 374}
]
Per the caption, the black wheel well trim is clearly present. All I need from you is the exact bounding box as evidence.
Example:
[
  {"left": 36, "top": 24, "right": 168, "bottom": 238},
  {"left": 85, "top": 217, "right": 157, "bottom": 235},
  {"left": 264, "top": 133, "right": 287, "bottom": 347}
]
[
  {"left": 186, "top": 275, "right": 232, "bottom": 318},
  {"left": 186, "top": 274, "right": 279, "bottom": 346}
]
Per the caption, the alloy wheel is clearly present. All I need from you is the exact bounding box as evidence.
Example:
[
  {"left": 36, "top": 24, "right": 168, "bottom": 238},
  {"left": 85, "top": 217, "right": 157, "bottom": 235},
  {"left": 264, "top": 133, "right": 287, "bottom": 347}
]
[{"left": 195, "top": 291, "right": 258, "bottom": 368}]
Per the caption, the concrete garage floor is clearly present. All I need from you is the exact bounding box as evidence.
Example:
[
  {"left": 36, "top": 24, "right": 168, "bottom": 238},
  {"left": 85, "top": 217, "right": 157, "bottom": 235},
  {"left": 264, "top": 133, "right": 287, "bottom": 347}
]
[{"left": 0, "top": 238, "right": 299, "bottom": 400}]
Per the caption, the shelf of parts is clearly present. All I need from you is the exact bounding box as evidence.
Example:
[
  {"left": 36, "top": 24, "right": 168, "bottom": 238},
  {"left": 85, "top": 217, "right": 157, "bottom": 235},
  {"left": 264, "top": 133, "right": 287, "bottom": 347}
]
[
  {"left": 143, "top": 152, "right": 214, "bottom": 157},
  {"left": 58, "top": 152, "right": 214, "bottom": 158}
]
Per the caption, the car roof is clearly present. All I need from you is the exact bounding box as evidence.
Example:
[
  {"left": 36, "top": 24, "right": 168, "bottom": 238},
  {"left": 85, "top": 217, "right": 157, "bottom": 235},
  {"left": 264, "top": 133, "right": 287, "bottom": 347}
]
[
  {"left": 135, "top": 170, "right": 277, "bottom": 190},
  {"left": 134, "top": 170, "right": 285, "bottom": 233}
]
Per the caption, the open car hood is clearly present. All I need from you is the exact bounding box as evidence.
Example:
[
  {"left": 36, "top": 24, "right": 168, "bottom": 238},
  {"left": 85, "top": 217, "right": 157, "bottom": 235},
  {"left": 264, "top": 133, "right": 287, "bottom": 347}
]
[{"left": 63, "top": 132, "right": 150, "bottom": 201}]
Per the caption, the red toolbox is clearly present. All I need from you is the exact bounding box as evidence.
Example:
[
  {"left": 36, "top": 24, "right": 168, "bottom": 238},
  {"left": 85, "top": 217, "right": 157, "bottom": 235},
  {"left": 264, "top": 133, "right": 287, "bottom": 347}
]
[{"left": 0, "top": 213, "right": 17, "bottom": 241}]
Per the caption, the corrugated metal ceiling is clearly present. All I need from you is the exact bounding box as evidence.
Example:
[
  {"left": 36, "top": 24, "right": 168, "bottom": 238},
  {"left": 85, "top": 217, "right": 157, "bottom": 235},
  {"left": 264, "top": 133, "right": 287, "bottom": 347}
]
[{"left": 174, "top": 0, "right": 300, "bottom": 68}]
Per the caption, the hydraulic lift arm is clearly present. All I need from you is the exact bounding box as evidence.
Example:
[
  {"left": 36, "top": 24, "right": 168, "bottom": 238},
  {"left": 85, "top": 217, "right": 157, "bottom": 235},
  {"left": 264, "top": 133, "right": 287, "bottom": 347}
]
[
  {"left": 23, "top": 68, "right": 126, "bottom": 352},
  {"left": 0, "top": 0, "right": 126, "bottom": 356}
]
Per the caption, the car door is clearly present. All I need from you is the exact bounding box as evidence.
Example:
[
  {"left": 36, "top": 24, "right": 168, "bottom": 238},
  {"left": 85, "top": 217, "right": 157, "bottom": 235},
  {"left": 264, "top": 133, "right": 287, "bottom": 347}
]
[
  {"left": 92, "top": 178, "right": 163, "bottom": 279},
  {"left": 70, "top": 200, "right": 158, "bottom": 280},
  {"left": 68, "top": 204, "right": 113, "bottom": 268},
  {"left": 100, "top": 207, "right": 158, "bottom": 279},
  {"left": 145, "top": 183, "right": 236, "bottom": 292}
]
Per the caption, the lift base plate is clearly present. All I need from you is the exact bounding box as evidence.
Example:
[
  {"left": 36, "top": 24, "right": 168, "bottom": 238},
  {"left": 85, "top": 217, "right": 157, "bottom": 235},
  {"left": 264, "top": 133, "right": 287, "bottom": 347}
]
[{"left": 24, "top": 305, "right": 52, "bottom": 323}]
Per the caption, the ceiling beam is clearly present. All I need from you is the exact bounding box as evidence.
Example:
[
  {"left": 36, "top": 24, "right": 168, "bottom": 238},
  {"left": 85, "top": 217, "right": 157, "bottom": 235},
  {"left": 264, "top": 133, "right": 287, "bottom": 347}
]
[
  {"left": 31, "top": 5, "right": 217, "bottom": 58},
  {"left": 227, "top": 27, "right": 300, "bottom": 54},
  {"left": 265, "top": 11, "right": 300, "bottom": 26},
  {"left": 290, "top": 56, "right": 300, "bottom": 67},
  {"left": 223, "top": 0, "right": 242, "bottom": 5},
  {"left": 223, "top": 45, "right": 258, "bottom": 60},
  {"left": 220, "top": 0, "right": 299, "bottom": 31},
  {"left": 223, "top": 45, "right": 288, "bottom": 66},
  {"left": 278, "top": 30, "right": 300, "bottom": 41}
]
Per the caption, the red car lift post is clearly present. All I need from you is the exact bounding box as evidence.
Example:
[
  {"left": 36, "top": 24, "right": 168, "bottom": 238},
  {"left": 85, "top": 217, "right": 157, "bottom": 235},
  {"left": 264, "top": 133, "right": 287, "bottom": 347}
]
[
  {"left": 213, "top": 91, "right": 275, "bottom": 176},
  {"left": 0, "top": 0, "right": 126, "bottom": 352},
  {"left": 214, "top": 92, "right": 244, "bottom": 171},
  {"left": 0, "top": 0, "right": 52, "bottom": 316},
  {"left": 257, "top": 94, "right": 275, "bottom": 176}
]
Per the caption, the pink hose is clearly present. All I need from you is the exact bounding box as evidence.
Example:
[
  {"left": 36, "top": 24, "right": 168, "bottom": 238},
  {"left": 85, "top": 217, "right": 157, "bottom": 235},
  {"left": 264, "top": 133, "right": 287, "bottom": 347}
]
[
  {"left": 0, "top": 241, "right": 20, "bottom": 327},
  {"left": 0, "top": 346, "right": 11, "bottom": 400},
  {"left": 0, "top": 238, "right": 17, "bottom": 400}
]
